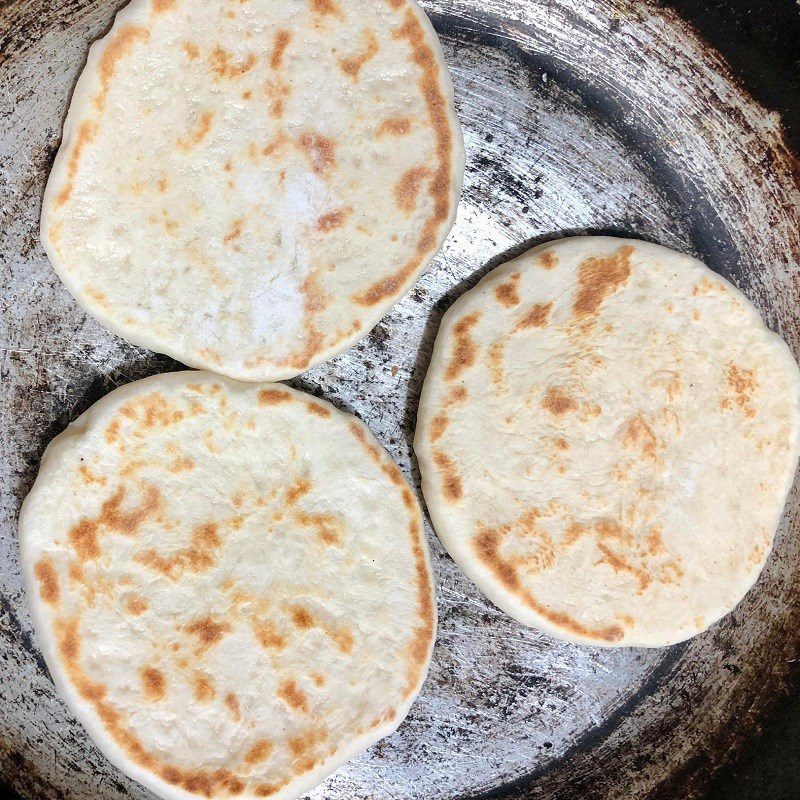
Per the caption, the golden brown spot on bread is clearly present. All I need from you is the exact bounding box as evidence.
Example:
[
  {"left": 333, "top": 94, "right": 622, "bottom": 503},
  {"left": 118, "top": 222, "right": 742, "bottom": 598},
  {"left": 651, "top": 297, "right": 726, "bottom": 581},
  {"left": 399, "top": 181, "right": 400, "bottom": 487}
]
[
  {"left": 347, "top": 421, "right": 383, "bottom": 464},
  {"left": 121, "top": 392, "right": 184, "bottom": 429},
  {"left": 290, "top": 606, "right": 315, "bottom": 630},
  {"left": 429, "top": 385, "right": 468, "bottom": 442},
  {"left": 223, "top": 218, "right": 244, "bottom": 245},
  {"left": 487, "top": 339, "right": 506, "bottom": 392},
  {"left": 124, "top": 595, "right": 148, "bottom": 616},
  {"left": 432, "top": 450, "right": 462, "bottom": 502},
  {"left": 330, "top": 628, "right": 354, "bottom": 653},
  {"left": 86, "top": 287, "right": 108, "bottom": 305},
  {"left": 541, "top": 386, "right": 578, "bottom": 416},
  {"left": 285, "top": 476, "right": 312, "bottom": 505},
  {"left": 646, "top": 525, "right": 666, "bottom": 556},
  {"left": 168, "top": 455, "right": 195, "bottom": 473},
  {"left": 404, "top": 522, "right": 435, "bottom": 694},
  {"left": 538, "top": 250, "right": 558, "bottom": 270},
  {"left": 267, "top": 80, "right": 291, "bottom": 118},
  {"left": 394, "top": 166, "right": 430, "bottom": 214},
  {"left": 554, "top": 437, "right": 569, "bottom": 451},
  {"left": 494, "top": 273, "right": 521, "bottom": 307},
  {"left": 269, "top": 29, "right": 292, "bottom": 70},
  {"left": 449, "top": 385, "right": 468, "bottom": 404},
  {"left": 68, "top": 563, "right": 84, "bottom": 585},
  {"left": 135, "top": 522, "right": 222, "bottom": 579},
  {"left": 444, "top": 311, "right": 482, "bottom": 382},
  {"left": 296, "top": 131, "right": 337, "bottom": 178},
  {"left": 316, "top": 206, "right": 353, "bottom": 233},
  {"left": 34, "top": 557, "right": 59, "bottom": 606},
  {"left": 254, "top": 785, "right": 280, "bottom": 798},
  {"left": 258, "top": 388, "right": 292, "bottom": 406},
  {"left": 56, "top": 618, "right": 81, "bottom": 669},
  {"left": 692, "top": 276, "right": 720, "bottom": 296},
  {"left": 244, "top": 739, "right": 273, "bottom": 766},
  {"left": 338, "top": 29, "right": 379, "bottom": 80},
  {"left": 78, "top": 465, "right": 106, "bottom": 485},
  {"left": 597, "top": 543, "right": 651, "bottom": 592},
  {"left": 140, "top": 667, "right": 166, "bottom": 702},
  {"left": 724, "top": 361, "right": 757, "bottom": 418},
  {"left": 252, "top": 619, "right": 287, "bottom": 650},
  {"left": 224, "top": 692, "right": 241, "bottom": 721},
  {"left": 177, "top": 111, "right": 214, "bottom": 151},
  {"left": 300, "top": 270, "right": 333, "bottom": 316},
  {"left": 377, "top": 116, "right": 412, "bottom": 138},
  {"left": 621, "top": 414, "right": 658, "bottom": 459},
  {"left": 244, "top": 294, "right": 317, "bottom": 363},
  {"left": 192, "top": 675, "right": 216, "bottom": 703},
  {"left": 104, "top": 419, "right": 120, "bottom": 444},
  {"left": 311, "top": 673, "right": 325, "bottom": 687},
  {"left": 181, "top": 41, "right": 199, "bottom": 59},
  {"left": 277, "top": 680, "right": 309, "bottom": 713},
  {"left": 429, "top": 410, "right": 449, "bottom": 443},
  {"left": 309, "top": 0, "right": 343, "bottom": 18},
  {"left": 203, "top": 430, "right": 219, "bottom": 453},
  {"left": 514, "top": 302, "right": 553, "bottom": 331},
  {"left": 55, "top": 120, "right": 98, "bottom": 207},
  {"left": 199, "top": 348, "right": 223, "bottom": 366},
  {"left": 68, "top": 519, "right": 101, "bottom": 561},
  {"left": 294, "top": 511, "right": 344, "bottom": 546},
  {"left": 152, "top": 0, "right": 177, "bottom": 12},
  {"left": 210, "top": 46, "right": 256, "bottom": 80},
  {"left": 96, "top": 26, "right": 149, "bottom": 111},
  {"left": 68, "top": 484, "right": 162, "bottom": 562},
  {"left": 573, "top": 245, "right": 633, "bottom": 318},
  {"left": 306, "top": 401, "right": 331, "bottom": 418},
  {"left": 472, "top": 523, "right": 624, "bottom": 642},
  {"left": 288, "top": 728, "right": 327, "bottom": 772},
  {"left": 99, "top": 484, "right": 163, "bottom": 536},
  {"left": 184, "top": 616, "right": 232, "bottom": 652},
  {"left": 352, "top": 9, "right": 454, "bottom": 306},
  {"left": 262, "top": 131, "right": 290, "bottom": 157}
]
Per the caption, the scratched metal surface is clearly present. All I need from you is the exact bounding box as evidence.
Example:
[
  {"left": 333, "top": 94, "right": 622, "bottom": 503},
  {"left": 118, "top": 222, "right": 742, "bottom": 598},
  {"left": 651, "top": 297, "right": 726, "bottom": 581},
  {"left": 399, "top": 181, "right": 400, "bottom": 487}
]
[{"left": 1, "top": 1, "right": 800, "bottom": 798}]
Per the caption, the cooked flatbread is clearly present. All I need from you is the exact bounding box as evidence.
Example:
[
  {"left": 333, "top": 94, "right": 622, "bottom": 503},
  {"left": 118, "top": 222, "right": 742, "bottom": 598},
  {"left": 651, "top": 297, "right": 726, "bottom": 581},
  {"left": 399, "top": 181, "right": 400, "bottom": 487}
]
[
  {"left": 21, "top": 372, "right": 434, "bottom": 799},
  {"left": 41, "top": 0, "right": 463, "bottom": 380},
  {"left": 415, "top": 236, "right": 800, "bottom": 647}
]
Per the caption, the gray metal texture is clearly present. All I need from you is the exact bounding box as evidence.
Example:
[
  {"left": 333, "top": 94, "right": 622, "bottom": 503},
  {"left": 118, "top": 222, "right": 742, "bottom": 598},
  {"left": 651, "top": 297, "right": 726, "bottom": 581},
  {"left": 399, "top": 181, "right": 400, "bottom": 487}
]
[{"left": 1, "top": 1, "right": 799, "bottom": 798}]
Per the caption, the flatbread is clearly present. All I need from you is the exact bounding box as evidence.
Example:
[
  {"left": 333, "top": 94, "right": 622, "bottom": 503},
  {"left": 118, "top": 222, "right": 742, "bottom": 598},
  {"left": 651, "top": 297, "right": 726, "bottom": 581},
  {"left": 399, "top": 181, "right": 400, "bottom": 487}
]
[
  {"left": 41, "top": 0, "right": 463, "bottom": 381},
  {"left": 20, "top": 372, "right": 435, "bottom": 799},
  {"left": 415, "top": 236, "right": 800, "bottom": 647}
]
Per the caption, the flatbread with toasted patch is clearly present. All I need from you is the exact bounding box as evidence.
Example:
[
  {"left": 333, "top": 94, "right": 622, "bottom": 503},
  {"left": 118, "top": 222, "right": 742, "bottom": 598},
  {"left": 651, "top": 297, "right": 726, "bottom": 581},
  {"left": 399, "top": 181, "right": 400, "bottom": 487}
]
[
  {"left": 21, "top": 372, "right": 435, "bottom": 799},
  {"left": 42, "top": 0, "right": 463, "bottom": 380},
  {"left": 415, "top": 236, "right": 800, "bottom": 647}
]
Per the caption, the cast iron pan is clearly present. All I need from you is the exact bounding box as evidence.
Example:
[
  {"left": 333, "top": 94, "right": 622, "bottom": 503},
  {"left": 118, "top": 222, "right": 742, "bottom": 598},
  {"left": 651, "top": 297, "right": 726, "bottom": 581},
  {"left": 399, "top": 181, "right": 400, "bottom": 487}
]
[{"left": 1, "top": 1, "right": 799, "bottom": 798}]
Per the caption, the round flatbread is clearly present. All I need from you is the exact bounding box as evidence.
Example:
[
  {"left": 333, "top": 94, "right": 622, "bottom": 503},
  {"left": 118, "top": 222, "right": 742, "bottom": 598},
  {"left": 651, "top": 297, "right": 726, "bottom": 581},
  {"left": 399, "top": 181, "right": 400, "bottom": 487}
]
[
  {"left": 415, "top": 236, "right": 800, "bottom": 647},
  {"left": 41, "top": 0, "right": 463, "bottom": 381},
  {"left": 21, "top": 372, "right": 435, "bottom": 800}
]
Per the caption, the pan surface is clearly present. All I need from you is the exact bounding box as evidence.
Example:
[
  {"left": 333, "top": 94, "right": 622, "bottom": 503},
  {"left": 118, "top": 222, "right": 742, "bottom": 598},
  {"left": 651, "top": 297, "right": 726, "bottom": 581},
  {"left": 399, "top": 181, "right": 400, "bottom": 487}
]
[{"left": 1, "top": 1, "right": 800, "bottom": 799}]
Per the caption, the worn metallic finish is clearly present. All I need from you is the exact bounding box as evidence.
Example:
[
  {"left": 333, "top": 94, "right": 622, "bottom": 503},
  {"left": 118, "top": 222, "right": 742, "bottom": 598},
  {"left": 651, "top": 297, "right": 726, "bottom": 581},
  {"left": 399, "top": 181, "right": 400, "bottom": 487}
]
[{"left": 1, "top": 1, "right": 799, "bottom": 798}]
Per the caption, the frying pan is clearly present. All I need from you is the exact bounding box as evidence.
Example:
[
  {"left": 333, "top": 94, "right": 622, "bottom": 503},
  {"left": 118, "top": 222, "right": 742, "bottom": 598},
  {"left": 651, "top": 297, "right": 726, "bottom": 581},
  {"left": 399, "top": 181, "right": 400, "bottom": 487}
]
[{"left": 2, "top": 0, "right": 799, "bottom": 798}]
